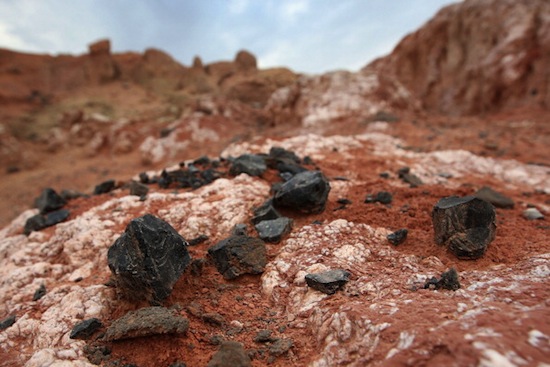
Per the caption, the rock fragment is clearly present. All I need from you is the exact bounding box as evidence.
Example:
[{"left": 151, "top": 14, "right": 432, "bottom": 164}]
[
  {"left": 432, "top": 196, "right": 496, "bottom": 259},
  {"left": 128, "top": 180, "right": 149, "bottom": 197},
  {"left": 208, "top": 235, "right": 266, "bottom": 280},
  {"left": 254, "top": 330, "right": 276, "bottom": 343},
  {"left": 32, "top": 283, "right": 46, "bottom": 301},
  {"left": 423, "top": 268, "right": 461, "bottom": 291},
  {"left": 44, "top": 209, "right": 70, "bottom": 226},
  {"left": 251, "top": 200, "right": 282, "bottom": 224},
  {"left": 269, "top": 338, "right": 293, "bottom": 360},
  {"left": 273, "top": 170, "right": 331, "bottom": 214},
  {"left": 387, "top": 229, "right": 408, "bottom": 246},
  {"left": 398, "top": 167, "right": 423, "bottom": 187},
  {"left": 365, "top": 191, "right": 393, "bottom": 205},
  {"left": 229, "top": 154, "right": 266, "bottom": 177},
  {"left": 103, "top": 307, "right": 189, "bottom": 341},
  {"left": 34, "top": 188, "right": 66, "bottom": 214},
  {"left": 524, "top": 208, "right": 544, "bottom": 220},
  {"left": 474, "top": 186, "right": 514, "bottom": 209},
  {"left": 266, "top": 146, "right": 306, "bottom": 175},
  {"left": 94, "top": 179, "right": 116, "bottom": 195},
  {"left": 254, "top": 217, "right": 293, "bottom": 243},
  {"left": 207, "top": 341, "right": 251, "bottom": 367},
  {"left": 0, "top": 315, "right": 16, "bottom": 331},
  {"left": 305, "top": 269, "right": 351, "bottom": 295},
  {"left": 23, "top": 209, "right": 70, "bottom": 235},
  {"left": 107, "top": 214, "right": 191, "bottom": 303},
  {"left": 70, "top": 318, "right": 103, "bottom": 340}
]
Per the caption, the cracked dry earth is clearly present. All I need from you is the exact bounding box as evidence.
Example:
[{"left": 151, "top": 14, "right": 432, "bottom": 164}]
[{"left": 1, "top": 126, "right": 549, "bottom": 366}]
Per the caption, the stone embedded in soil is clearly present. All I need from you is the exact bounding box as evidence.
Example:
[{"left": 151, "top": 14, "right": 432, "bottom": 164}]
[
  {"left": 423, "top": 268, "right": 461, "bottom": 291},
  {"left": 103, "top": 307, "right": 189, "bottom": 341},
  {"left": 34, "top": 187, "right": 66, "bottom": 214},
  {"left": 397, "top": 167, "right": 423, "bottom": 187},
  {"left": 0, "top": 315, "right": 16, "bottom": 330},
  {"left": 267, "top": 146, "right": 306, "bottom": 175},
  {"left": 128, "top": 180, "right": 149, "bottom": 197},
  {"left": 23, "top": 209, "right": 70, "bottom": 235},
  {"left": 432, "top": 196, "right": 496, "bottom": 260},
  {"left": 251, "top": 199, "right": 282, "bottom": 224},
  {"left": 229, "top": 154, "right": 267, "bottom": 177},
  {"left": 93, "top": 179, "right": 116, "bottom": 195},
  {"left": 305, "top": 269, "right": 351, "bottom": 295},
  {"left": 387, "top": 228, "right": 408, "bottom": 246},
  {"left": 69, "top": 318, "right": 103, "bottom": 340},
  {"left": 269, "top": 338, "right": 293, "bottom": 360},
  {"left": 524, "top": 208, "right": 544, "bottom": 220},
  {"left": 32, "top": 283, "right": 46, "bottom": 301},
  {"left": 254, "top": 330, "right": 276, "bottom": 343},
  {"left": 188, "top": 234, "right": 209, "bottom": 246},
  {"left": 474, "top": 186, "right": 515, "bottom": 209},
  {"left": 365, "top": 191, "right": 393, "bottom": 204},
  {"left": 254, "top": 217, "right": 293, "bottom": 243},
  {"left": 208, "top": 235, "right": 267, "bottom": 280},
  {"left": 273, "top": 170, "right": 331, "bottom": 214},
  {"left": 107, "top": 214, "right": 191, "bottom": 303},
  {"left": 207, "top": 341, "right": 251, "bottom": 367}
]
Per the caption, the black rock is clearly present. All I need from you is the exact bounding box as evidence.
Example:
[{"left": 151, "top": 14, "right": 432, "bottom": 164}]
[
  {"left": 32, "top": 284, "right": 47, "bottom": 301},
  {"left": 254, "top": 329, "right": 276, "bottom": 343},
  {"left": 232, "top": 223, "right": 249, "bottom": 236},
  {"left": 94, "top": 179, "right": 116, "bottom": 195},
  {"left": 103, "top": 307, "right": 189, "bottom": 341},
  {"left": 432, "top": 196, "right": 496, "bottom": 260},
  {"left": 365, "top": 191, "right": 393, "bottom": 205},
  {"left": 423, "top": 268, "right": 461, "bottom": 291},
  {"left": 474, "top": 186, "right": 514, "bottom": 209},
  {"left": 0, "top": 315, "right": 16, "bottom": 331},
  {"left": 251, "top": 200, "right": 282, "bottom": 225},
  {"left": 305, "top": 269, "right": 351, "bottom": 295},
  {"left": 255, "top": 217, "right": 293, "bottom": 243},
  {"left": 229, "top": 154, "right": 266, "bottom": 177},
  {"left": 70, "top": 318, "right": 103, "bottom": 340},
  {"left": 279, "top": 172, "right": 294, "bottom": 181},
  {"left": 379, "top": 172, "right": 390, "bottom": 179},
  {"left": 269, "top": 338, "right": 293, "bottom": 359},
  {"left": 139, "top": 172, "right": 150, "bottom": 184},
  {"left": 107, "top": 214, "right": 191, "bottom": 303},
  {"left": 207, "top": 341, "right": 251, "bottom": 367},
  {"left": 35, "top": 188, "right": 66, "bottom": 214},
  {"left": 24, "top": 214, "right": 46, "bottom": 235},
  {"left": 193, "top": 155, "right": 211, "bottom": 166},
  {"left": 129, "top": 180, "right": 149, "bottom": 197},
  {"left": 188, "top": 234, "right": 209, "bottom": 246},
  {"left": 267, "top": 147, "right": 304, "bottom": 175},
  {"left": 273, "top": 170, "right": 331, "bottom": 214},
  {"left": 398, "top": 167, "right": 423, "bottom": 187},
  {"left": 44, "top": 209, "right": 70, "bottom": 226},
  {"left": 337, "top": 198, "right": 352, "bottom": 205},
  {"left": 387, "top": 229, "right": 408, "bottom": 246},
  {"left": 208, "top": 235, "right": 266, "bottom": 280}
]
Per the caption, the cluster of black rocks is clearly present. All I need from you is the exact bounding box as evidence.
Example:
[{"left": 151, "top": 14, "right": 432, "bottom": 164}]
[{"left": 24, "top": 188, "right": 71, "bottom": 235}]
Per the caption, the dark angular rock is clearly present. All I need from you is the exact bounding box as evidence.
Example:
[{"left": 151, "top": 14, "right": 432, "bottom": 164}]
[
  {"left": 44, "top": 209, "right": 70, "bottom": 226},
  {"left": 128, "top": 181, "right": 149, "bottom": 197},
  {"left": 35, "top": 188, "right": 66, "bottom": 214},
  {"left": 305, "top": 269, "right": 351, "bottom": 295},
  {"left": 70, "top": 318, "right": 103, "bottom": 340},
  {"left": 254, "top": 330, "right": 276, "bottom": 343},
  {"left": 229, "top": 154, "right": 266, "bottom": 177},
  {"left": 193, "top": 155, "right": 211, "bottom": 166},
  {"left": 423, "top": 268, "right": 461, "bottom": 291},
  {"left": 269, "top": 338, "right": 293, "bottom": 359},
  {"left": 232, "top": 223, "right": 249, "bottom": 236},
  {"left": 139, "top": 172, "right": 150, "bottom": 184},
  {"left": 398, "top": 167, "right": 423, "bottom": 187},
  {"left": 251, "top": 200, "right": 282, "bottom": 225},
  {"left": 337, "top": 198, "right": 352, "bottom": 206},
  {"left": 32, "top": 283, "right": 47, "bottom": 301},
  {"left": 24, "top": 214, "right": 46, "bottom": 235},
  {"left": 474, "top": 186, "right": 514, "bottom": 209},
  {"left": 0, "top": 315, "right": 16, "bottom": 330},
  {"left": 208, "top": 236, "right": 266, "bottom": 280},
  {"left": 188, "top": 234, "right": 209, "bottom": 246},
  {"left": 207, "top": 341, "right": 251, "bottom": 367},
  {"left": 432, "top": 196, "right": 496, "bottom": 260},
  {"left": 255, "top": 217, "right": 293, "bottom": 243},
  {"left": 103, "top": 307, "right": 189, "bottom": 341},
  {"left": 202, "top": 312, "right": 226, "bottom": 326},
  {"left": 273, "top": 170, "right": 331, "bottom": 214},
  {"left": 107, "top": 214, "right": 191, "bottom": 303},
  {"left": 387, "top": 229, "right": 408, "bottom": 246},
  {"left": 267, "top": 147, "right": 300, "bottom": 166},
  {"left": 94, "top": 179, "right": 116, "bottom": 195},
  {"left": 365, "top": 191, "right": 393, "bottom": 205}
]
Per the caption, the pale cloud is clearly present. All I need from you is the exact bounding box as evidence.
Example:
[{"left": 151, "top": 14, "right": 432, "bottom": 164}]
[
  {"left": 0, "top": 22, "right": 33, "bottom": 51},
  {"left": 280, "top": 0, "right": 309, "bottom": 21},
  {"left": 228, "top": 0, "right": 250, "bottom": 15}
]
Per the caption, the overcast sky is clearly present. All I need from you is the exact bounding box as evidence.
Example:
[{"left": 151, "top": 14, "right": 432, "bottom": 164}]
[{"left": 0, "top": 0, "right": 458, "bottom": 74}]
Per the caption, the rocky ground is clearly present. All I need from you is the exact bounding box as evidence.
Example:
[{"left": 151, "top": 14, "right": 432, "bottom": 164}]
[{"left": 1, "top": 0, "right": 549, "bottom": 366}]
